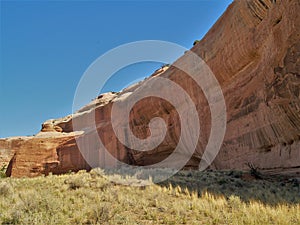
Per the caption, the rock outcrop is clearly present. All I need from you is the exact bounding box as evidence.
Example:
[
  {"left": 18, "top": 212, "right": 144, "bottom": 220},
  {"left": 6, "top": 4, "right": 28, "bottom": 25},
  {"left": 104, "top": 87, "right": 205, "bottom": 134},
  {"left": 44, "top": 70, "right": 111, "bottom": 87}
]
[{"left": 1, "top": 0, "right": 299, "bottom": 177}]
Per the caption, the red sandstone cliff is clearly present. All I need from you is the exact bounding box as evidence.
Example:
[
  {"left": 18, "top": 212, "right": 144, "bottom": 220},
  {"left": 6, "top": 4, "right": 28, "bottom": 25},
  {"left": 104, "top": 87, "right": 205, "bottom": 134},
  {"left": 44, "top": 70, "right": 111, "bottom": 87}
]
[{"left": 1, "top": 0, "right": 299, "bottom": 177}]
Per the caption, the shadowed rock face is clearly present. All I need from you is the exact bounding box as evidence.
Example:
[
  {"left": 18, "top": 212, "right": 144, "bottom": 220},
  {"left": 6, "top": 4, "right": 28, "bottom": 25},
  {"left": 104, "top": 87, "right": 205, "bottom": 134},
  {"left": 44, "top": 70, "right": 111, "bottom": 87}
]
[{"left": 1, "top": 0, "right": 299, "bottom": 177}]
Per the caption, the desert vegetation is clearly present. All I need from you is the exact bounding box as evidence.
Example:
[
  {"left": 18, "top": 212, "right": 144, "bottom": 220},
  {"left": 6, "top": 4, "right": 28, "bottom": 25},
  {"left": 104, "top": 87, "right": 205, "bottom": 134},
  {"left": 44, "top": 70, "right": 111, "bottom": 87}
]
[
  {"left": 0, "top": 166, "right": 6, "bottom": 179},
  {"left": 193, "top": 40, "right": 200, "bottom": 46},
  {"left": 0, "top": 169, "right": 299, "bottom": 224}
]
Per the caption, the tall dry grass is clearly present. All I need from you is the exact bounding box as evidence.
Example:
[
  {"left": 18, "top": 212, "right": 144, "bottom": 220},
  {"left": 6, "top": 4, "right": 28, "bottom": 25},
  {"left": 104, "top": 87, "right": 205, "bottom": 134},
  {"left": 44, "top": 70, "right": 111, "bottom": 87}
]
[{"left": 0, "top": 169, "right": 299, "bottom": 224}]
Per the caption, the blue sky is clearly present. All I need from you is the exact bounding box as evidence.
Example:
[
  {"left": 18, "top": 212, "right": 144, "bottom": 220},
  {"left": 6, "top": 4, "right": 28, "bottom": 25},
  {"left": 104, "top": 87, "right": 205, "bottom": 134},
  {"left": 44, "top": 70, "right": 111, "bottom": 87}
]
[{"left": 0, "top": 0, "right": 232, "bottom": 138}]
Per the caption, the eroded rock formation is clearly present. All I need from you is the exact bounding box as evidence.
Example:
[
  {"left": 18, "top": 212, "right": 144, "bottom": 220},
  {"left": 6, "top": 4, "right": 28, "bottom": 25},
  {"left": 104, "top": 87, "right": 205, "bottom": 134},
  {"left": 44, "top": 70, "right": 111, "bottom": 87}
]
[{"left": 1, "top": 0, "right": 299, "bottom": 177}]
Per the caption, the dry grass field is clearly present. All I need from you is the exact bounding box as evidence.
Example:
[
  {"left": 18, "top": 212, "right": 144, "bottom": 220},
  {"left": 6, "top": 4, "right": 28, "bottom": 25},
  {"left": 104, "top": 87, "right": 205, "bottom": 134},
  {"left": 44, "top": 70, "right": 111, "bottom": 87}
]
[{"left": 0, "top": 168, "right": 299, "bottom": 224}]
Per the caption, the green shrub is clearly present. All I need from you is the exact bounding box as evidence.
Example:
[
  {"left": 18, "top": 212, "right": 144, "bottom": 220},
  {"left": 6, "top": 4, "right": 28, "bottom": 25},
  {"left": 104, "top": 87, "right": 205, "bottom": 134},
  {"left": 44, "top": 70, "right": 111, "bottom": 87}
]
[
  {"left": 193, "top": 40, "right": 200, "bottom": 46},
  {"left": 0, "top": 165, "right": 7, "bottom": 178}
]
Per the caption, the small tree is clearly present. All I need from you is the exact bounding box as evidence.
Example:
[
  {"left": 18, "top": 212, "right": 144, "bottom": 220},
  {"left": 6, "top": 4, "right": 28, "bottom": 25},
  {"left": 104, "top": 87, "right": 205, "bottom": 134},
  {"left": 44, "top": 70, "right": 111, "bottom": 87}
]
[{"left": 246, "top": 163, "right": 262, "bottom": 179}]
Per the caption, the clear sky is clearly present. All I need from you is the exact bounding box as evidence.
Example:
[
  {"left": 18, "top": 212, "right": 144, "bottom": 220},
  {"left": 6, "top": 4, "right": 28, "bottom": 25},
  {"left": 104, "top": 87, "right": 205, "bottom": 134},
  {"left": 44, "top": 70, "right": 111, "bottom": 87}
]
[{"left": 0, "top": 0, "right": 232, "bottom": 138}]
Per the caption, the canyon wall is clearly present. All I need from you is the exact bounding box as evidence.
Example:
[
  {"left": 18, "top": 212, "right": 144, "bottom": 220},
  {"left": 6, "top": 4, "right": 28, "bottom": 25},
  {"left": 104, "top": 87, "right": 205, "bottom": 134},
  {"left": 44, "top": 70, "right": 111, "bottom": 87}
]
[{"left": 1, "top": 0, "right": 299, "bottom": 177}]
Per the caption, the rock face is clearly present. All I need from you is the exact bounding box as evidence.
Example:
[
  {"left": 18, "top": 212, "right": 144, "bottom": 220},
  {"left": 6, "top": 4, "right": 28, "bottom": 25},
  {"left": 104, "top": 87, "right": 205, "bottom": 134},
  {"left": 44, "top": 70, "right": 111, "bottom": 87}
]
[
  {"left": 2, "top": 132, "right": 91, "bottom": 177},
  {"left": 1, "top": 0, "right": 299, "bottom": 177},
  {"left": 0, "top": 137, "right": 29, "bottom": 168}
]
